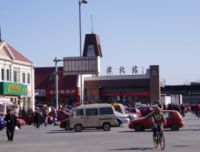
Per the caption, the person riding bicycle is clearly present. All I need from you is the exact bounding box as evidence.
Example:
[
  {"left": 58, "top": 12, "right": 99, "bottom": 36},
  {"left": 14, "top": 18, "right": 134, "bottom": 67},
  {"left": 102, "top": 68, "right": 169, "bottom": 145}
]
[{"left": 152, "top": 105, "right": 166, "bottom": 140}]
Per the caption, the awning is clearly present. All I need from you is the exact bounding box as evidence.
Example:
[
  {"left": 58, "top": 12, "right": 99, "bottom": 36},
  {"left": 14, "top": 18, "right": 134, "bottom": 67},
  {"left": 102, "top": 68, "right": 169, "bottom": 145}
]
[{"left": 0, "top": 98, "right": 13, "bottom": 106}]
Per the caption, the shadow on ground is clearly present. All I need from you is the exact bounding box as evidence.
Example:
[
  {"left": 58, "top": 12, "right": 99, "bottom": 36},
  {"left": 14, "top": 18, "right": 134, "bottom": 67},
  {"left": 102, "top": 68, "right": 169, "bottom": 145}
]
[
  {"left": 109, "top": 147, "right": 154, "bottom": 151},
  {"left": 47, "top": 129, "right": 104, "bottom": 134}
]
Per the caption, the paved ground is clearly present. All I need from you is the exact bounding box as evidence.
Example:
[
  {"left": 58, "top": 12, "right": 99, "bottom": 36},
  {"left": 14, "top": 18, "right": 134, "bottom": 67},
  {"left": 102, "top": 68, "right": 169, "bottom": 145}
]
[{"left": 0, "top": 113, "right": 200, "bottom": 152}]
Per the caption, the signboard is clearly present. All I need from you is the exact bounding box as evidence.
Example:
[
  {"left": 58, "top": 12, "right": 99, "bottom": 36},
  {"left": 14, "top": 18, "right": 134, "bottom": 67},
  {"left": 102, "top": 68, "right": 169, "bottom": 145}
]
[
  {"left": 0, "top": 82, "right": 28, "bottom": 96},
  {"left": 63, "top": 56, "right": 99, "bottom": 75}
]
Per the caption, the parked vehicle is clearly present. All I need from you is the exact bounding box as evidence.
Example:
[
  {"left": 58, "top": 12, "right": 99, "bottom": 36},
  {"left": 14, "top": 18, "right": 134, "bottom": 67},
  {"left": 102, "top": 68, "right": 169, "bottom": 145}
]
[
  {"left": 17, "top": 118, "right": 26, "bottom": 128},
  {"left": 0, "top": 117, "right": 6, "bottom": 130},
  {"left": 60, "top": 103, "right": 117, "bottom": 132},
  {"left": 125, "top": 107, "right": 141, "bottom": 118},
  {"left": 129, "top": 110, "right": 184, "bottom": 131},
  {"left": 0, "top": 117, "right": 25, "bottom": 130},
  {"left": 138, "top": 106, "right": 154, "bottom": 117},
  {"left": 114, "top": 111, "right": 130, "bottom": 127},
  {"left": 112, "top": 103, "right": 139, "bottom": 119}
]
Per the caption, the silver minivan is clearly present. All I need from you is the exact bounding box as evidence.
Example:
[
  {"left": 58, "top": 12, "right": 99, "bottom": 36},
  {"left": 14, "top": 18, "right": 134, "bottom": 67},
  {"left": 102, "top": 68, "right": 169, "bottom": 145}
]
[{"left": 65, "top": 103, "right": 117, "bottom": 132}]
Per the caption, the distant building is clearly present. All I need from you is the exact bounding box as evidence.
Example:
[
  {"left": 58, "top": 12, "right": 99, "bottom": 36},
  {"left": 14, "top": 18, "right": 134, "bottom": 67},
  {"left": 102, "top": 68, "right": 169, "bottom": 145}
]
[
  {"left": 35, "top": 67, "right": 79, "bottom": 107},
  {"left": 0, "top": 40, "right": 35, "bottom": 114},
  {"left": 162, "top": 83, "right": 200, "bottom": 104}
]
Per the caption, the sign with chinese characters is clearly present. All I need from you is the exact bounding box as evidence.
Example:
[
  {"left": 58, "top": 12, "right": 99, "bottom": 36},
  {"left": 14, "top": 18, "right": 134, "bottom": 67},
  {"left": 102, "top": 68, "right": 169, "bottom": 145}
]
[{"left": 0, "top": 82, "right": 28, "bottom": 96}]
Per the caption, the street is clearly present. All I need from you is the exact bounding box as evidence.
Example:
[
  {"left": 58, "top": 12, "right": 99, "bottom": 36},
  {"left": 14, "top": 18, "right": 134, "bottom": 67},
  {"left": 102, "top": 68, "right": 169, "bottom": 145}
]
[{"left": 0, "top": 113, "right": 200, "bottom": 152}]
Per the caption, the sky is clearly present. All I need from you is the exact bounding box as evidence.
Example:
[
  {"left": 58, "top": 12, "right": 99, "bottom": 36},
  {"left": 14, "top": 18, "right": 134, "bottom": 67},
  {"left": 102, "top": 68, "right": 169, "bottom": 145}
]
[{"left": 0, "top": 0, "right": 200, "bottom": 85}]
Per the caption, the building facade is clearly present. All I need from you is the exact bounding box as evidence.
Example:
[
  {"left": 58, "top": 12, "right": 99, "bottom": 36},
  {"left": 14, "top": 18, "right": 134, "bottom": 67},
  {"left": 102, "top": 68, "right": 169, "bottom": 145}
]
[
  {"left": 161, "top": 83, "right": 200, "bottom": 105},
  {"left": 84, "top": 65, "right": 160, "bottom": 105},
  {"left": 35, "top": 67, "right": 79, "bottom": 107},
  {"left": 0, "top": 40, "right": 35, "bottom": 114}
]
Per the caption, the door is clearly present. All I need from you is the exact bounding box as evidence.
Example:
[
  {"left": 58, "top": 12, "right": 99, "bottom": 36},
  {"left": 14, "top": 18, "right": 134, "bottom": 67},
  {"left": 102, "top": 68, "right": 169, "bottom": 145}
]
[{"left": 85, "top": 108, "right": 99, "bottom": 127}]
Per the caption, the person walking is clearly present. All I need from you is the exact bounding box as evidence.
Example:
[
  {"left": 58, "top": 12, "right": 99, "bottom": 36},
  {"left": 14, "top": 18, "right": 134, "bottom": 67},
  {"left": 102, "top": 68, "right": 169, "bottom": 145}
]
[
  {"left": 34, "top": 108, "right": 41, "bottom": 128},
  {"left": 4, "top": 109, "right": 17, "bottom": 142}
]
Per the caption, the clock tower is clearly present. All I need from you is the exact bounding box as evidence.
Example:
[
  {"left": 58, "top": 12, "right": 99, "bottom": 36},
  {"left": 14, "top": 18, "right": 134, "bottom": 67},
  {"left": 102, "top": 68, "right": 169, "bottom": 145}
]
[{"left": 83, "top": 34, "right": 103, "bottom": 57}]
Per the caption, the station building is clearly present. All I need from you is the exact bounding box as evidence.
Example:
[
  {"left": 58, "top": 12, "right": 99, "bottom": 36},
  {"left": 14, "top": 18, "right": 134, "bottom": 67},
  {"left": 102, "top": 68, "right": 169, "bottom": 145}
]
[
  {"left": 84, "top": 65, "right": 160, "bottom": 105},
  {"left": 35, "top": 33, "right": 160, "bottom": 106},
  {"left": 0, "top": 40, "right": 35, "bottom": 114}
]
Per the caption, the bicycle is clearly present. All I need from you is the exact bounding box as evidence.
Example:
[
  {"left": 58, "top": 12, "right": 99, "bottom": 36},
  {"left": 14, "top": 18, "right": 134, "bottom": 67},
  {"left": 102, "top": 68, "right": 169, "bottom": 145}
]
[{"left": 153, "top": 129, "right": 165, "bottom": 150}]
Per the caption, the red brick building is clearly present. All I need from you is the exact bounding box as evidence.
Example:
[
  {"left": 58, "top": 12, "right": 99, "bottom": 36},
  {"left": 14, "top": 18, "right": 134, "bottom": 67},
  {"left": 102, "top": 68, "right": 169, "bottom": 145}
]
[{"left": 35, "top": 67, "right": 79, "bottom": 107}]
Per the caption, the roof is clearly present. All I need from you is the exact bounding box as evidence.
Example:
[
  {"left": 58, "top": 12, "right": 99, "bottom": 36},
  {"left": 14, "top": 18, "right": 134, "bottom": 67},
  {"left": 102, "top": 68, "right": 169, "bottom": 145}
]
[
  {"left": 76, "top": 103, "right": 113, "bottom": 109},
  {"left": 0, "top": 40, "right": 33, "bottom": 64}
]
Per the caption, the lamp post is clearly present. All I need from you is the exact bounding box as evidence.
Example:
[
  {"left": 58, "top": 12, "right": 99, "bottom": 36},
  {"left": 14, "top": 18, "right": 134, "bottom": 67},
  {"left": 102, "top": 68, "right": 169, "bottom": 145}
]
[
  {"left": 79, "top": 0, "right": 88, "bottom": 105},
  {"left": 53, "top": 57, "right": 63, "bottom": 110}
]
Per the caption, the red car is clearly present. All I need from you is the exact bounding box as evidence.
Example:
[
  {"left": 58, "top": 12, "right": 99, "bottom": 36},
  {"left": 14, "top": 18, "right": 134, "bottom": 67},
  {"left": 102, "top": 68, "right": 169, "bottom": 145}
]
[
  {"left": 16, "top": 118, "right": 26, "bottom": 128},
  {"left": 129, "top": 110, "right": 184, "bottom": 131}
]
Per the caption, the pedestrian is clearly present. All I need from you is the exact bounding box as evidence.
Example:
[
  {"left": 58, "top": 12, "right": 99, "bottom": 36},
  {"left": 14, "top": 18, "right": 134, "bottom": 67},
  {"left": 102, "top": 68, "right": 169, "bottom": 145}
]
[
  {"left": 4, "top": 109, "right": 17, "bottom": 142},
  {"left": 34, "top": 108, "right": 41, "bottom": 128},
  {"left": 43, "top": 108, "right": 48, "bottom": 127},
  {"left": 51, "top": 107, "right": 57, "bottom": 126}
]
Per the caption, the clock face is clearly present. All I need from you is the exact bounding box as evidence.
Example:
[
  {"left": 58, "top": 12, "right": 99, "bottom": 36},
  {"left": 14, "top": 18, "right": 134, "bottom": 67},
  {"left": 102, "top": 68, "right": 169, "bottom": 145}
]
[{"left": 87, "top": 45, "right": 95, "bottom": 57}]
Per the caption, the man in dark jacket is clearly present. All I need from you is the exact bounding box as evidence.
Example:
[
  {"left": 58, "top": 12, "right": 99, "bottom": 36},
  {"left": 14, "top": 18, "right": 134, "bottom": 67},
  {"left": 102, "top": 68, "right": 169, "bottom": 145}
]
[{"left": 5, "top": 109, "right": 17, "bottom": 141}]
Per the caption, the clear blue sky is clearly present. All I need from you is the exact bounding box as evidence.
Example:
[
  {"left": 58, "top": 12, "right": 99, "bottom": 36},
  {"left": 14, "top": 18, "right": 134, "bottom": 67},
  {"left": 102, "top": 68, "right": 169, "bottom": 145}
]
[{"left": 1, "top": 0, "right": 200, "bottom": 85}]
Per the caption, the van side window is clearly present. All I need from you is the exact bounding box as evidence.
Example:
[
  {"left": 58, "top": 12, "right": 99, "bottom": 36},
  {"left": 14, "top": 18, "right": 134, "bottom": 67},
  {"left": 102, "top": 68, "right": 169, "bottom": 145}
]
[
  {"left": 76, "top": 109, "right": 84, "bottom": 116},
  {"left": 86, "top": 108, "right": 98, "bottom": 116},
  {"left": 99, "top": 107, "right": 113, "bottom": 115}
]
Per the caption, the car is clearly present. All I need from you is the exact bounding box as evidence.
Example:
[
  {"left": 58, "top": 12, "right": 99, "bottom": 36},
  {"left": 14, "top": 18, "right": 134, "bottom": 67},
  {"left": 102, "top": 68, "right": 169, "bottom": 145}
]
[
  {"left": 112, "top": 103, "right": 139, "bottom": 119},
  {"left": 125, "top": 107, "right": 141, "bottom": 118},
  {"left": 60, "top": 103, "right": 117, "bottom": 132},
  {"left": 16, "top": 118, "right": 26, "bottom": 128},
  {"left": 0, "top": 117, "right": 6, "bottom": 130},
  {"left": 0, "top": 117, "right": 25, "bottom": 130},
  {"left": 138, "top": 106, "right": 154, "bottom": 117},
  {"left": 129, "top": 110, "right": 184, "bottom": 131},
  {"left": 114, "top": 110, "right": 130, "bottom": 127}
]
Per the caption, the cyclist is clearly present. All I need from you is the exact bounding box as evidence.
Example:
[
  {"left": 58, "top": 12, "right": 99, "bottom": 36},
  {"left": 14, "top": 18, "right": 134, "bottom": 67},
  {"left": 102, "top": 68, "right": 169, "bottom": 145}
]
[{"left": 152, "top": 105, "right": 166, "bottom": 140}]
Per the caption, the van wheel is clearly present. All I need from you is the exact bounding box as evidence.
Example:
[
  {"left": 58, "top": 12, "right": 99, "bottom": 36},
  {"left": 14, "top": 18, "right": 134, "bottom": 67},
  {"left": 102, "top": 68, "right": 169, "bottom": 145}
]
[
  {"left": 65, "top": 125, "right": 69, "bottom": 130},
  {"left": 74, "top": 124, "right": 82, "bottom": 132},
  {"left": 103, "top": 123, "right": 110, "bottom": 131}
]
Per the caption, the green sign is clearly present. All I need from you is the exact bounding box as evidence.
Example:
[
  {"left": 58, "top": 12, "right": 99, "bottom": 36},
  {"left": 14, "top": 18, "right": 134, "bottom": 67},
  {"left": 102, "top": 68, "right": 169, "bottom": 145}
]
[{"left": 0, "top": 82, "right": 28, "bottom": 96}]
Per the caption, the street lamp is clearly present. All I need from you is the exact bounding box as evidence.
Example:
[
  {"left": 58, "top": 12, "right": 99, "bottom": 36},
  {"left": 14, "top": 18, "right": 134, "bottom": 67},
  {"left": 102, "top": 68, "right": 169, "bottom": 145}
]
[
  {"left": 53, "top": 57, "right": 63, "bottom": 110},
  {"left": 79, "top": 0, "right": 88, "bottom": 105}
]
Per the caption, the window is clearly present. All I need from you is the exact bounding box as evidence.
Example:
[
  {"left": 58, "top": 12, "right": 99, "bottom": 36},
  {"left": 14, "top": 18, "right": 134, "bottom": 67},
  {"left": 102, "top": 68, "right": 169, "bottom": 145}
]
[
  {"left": 86, "top": 108, "right": 98, "bottom": 116},
  {"left": 1, "top": 69, "right": 4, "bottom": 81},
  {"left": 14, "top": 71, "right": 17, "bottom": 82},
  {"left": 27, "top": 73, "right": 30, "bottom": 84},
  {"left": 22, "top": 73, "right": 26, "bottom": 83},
  {"left": 6, "top": 69, "right": 10, "bottom": 81},
  {"left": 75, "top": 109, "right": 84, "bottom": 116},
  {"left": 163, "top": 112, "right": 171, "bottom": 118},
  {"left": 99, "top": 107, "right": 113, "bottom": 115}
]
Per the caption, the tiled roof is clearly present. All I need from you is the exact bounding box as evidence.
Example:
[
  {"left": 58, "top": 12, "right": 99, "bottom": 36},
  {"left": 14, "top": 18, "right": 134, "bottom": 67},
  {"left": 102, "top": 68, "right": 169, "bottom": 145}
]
[{"left": 0, "top": 40, "right": 33, "bottom": 64}]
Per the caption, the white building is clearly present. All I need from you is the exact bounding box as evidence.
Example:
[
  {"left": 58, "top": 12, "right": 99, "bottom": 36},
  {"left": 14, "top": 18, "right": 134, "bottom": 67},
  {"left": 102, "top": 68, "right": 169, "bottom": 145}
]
[{"left": 0, "top": 40, "right": 35, "bottom": 115}]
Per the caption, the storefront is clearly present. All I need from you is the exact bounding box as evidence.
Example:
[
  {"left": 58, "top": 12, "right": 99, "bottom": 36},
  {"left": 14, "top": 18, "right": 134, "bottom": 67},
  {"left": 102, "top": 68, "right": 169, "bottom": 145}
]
[
  {"left": 84, "top": 65, "right": 160, "bottom": 105},
  {"left": 0, "top": 82, "right": 28, "bottom": 114},
  {"left": 0, "top": 40, "right": 35, "bottom": 114}
]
